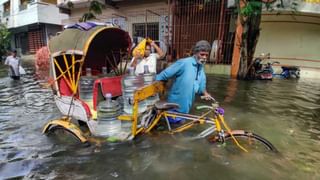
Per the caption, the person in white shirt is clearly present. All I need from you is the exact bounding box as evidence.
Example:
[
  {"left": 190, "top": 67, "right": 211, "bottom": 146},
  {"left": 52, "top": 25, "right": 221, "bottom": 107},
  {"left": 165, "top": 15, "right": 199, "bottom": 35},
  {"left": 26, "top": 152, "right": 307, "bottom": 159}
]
[
  {"left": 130, "top": 41, "right": 164, "bottom": 75},
  {"left": 5, "top": 50, "right": 20, "bottom": 80}
]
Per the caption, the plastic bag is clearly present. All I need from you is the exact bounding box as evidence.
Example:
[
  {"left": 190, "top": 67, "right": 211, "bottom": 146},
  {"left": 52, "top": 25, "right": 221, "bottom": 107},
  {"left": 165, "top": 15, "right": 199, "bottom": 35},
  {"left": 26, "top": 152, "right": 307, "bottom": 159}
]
[
  {"left": 132, "top": 38, "right": 152, "bottom": 57},
  {"left": 19, "top": 66, "right": 26, "bottom": 75}
]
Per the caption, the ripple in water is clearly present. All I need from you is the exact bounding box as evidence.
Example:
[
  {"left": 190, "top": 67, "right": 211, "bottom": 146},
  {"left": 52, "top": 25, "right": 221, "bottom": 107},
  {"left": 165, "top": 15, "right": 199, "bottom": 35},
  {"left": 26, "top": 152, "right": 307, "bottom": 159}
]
[
  {"left": 0, "top": 69, "right": 320, "bottom": 179},
  {"left": 0, "top": 67, "right": 59, "bottom": 179}
]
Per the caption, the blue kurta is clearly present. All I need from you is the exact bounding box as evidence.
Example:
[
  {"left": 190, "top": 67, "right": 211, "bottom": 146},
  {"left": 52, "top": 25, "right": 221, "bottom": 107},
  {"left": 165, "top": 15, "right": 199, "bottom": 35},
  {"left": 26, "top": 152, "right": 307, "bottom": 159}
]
[{"left": 156, "top": 56, "right": 206, "bottom": 113}]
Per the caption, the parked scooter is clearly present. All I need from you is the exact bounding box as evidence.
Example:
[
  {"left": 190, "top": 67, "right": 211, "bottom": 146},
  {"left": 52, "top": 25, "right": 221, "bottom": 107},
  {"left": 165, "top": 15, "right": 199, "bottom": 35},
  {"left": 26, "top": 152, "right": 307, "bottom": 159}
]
[
  {"left": 253, "top": 53, "right": 274, "bottom": 80},
  {"left": 253, "top": 53, "right": 301, "bottom": 80},
  {"left": 277, "top": 66, "right": 300, "bottom": 79}
]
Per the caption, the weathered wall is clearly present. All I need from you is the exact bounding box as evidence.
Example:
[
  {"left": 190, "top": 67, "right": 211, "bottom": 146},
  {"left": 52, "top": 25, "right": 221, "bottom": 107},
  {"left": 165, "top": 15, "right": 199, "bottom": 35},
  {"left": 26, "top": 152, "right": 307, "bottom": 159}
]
[{"left": 255, "top": 12, "right": 320, "bottom": 79}]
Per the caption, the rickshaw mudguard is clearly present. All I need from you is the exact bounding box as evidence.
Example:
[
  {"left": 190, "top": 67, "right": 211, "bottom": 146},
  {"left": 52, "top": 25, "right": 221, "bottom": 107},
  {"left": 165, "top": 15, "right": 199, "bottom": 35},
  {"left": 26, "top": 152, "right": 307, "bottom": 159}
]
[{"left": 42, "top": 118, "right": 88, "bottom": 143}]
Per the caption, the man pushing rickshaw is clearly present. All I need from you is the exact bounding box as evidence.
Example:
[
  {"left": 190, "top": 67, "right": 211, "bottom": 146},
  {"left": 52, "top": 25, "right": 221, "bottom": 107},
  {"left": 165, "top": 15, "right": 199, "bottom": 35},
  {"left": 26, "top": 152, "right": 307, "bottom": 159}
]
[{"left": 42, "top": 22, "right": 277, "bottom": 153}]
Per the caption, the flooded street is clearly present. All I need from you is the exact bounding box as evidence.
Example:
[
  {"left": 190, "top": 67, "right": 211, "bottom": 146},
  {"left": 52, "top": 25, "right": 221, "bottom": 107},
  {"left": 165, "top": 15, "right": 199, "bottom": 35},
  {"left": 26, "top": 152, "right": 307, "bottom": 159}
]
[{"left": 0, "top": 65, "right": 319, "bottom": 179}]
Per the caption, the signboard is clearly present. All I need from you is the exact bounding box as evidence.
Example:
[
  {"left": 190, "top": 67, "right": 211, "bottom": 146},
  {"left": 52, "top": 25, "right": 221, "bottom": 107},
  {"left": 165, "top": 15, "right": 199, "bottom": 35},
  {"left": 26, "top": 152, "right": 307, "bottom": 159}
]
[
  {"left": 159, "top": 15, "right": 172, "bottom": 53},
  {"left": 106, "top": 17, "right": 127, "bottom": 30}
]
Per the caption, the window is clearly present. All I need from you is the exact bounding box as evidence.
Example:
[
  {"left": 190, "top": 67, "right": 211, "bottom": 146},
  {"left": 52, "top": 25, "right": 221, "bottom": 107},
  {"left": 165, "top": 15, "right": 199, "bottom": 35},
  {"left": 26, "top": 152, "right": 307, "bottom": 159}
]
[
  {"left": 3, "top": 1, "right": 10, "bottom": 17},
  {"left": 19, "top": 0, "right": 29, "bottom": 11},
  {"left": 132, "top": 22, "right": 159, "bottom": 43}
]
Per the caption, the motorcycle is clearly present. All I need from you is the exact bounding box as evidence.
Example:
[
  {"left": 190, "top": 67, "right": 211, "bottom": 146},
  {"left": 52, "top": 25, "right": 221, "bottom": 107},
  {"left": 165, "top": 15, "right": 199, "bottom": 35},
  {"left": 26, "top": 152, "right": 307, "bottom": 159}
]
[
  {"left": 253, "top": 53, "right": 300, "bottom": 80},
  {"left": 277, "top": 66, "right": 300, "bottom": 79},
  {"left": 253, "top": 53, "right": 274, "bottom": 80}
]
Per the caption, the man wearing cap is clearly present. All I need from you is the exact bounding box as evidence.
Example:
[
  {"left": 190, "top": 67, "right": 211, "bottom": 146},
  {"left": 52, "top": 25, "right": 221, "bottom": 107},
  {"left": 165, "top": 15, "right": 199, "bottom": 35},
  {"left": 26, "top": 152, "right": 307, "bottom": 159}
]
[
  {"left": 156, "top": 40, "right": 212, "bottom": 115},
  {"left": 5, "top": 50, "right": 20, "bottom": 80}
]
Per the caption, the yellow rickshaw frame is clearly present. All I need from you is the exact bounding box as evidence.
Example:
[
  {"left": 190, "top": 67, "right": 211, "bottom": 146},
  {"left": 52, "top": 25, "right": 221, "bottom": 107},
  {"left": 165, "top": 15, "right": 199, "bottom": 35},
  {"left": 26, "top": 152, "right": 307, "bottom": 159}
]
[{"left": 43, "top": 25, "right": 132, "bottom": 140}]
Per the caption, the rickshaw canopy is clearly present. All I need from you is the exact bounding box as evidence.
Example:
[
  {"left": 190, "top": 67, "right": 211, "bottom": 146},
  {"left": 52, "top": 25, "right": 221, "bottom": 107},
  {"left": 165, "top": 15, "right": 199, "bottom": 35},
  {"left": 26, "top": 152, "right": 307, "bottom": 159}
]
[
  {"left": 48, "top": 24, "right": 131, "bottom": 96},
  {"left": 49, "top": 25, "right": 131, "bottom": 60}
]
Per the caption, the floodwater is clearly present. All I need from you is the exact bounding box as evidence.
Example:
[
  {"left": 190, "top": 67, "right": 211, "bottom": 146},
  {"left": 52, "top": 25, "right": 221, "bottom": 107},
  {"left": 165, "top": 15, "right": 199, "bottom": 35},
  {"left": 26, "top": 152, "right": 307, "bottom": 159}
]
[{"left": 0, "top": 64, "right": 319, "bottom": 180}]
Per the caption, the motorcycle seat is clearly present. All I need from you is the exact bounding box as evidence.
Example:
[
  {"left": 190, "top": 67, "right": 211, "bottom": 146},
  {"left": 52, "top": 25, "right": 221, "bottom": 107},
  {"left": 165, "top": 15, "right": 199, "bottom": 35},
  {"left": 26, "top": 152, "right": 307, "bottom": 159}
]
[{"left": 281, "top": 66, "right": 300, "bottom": 71}]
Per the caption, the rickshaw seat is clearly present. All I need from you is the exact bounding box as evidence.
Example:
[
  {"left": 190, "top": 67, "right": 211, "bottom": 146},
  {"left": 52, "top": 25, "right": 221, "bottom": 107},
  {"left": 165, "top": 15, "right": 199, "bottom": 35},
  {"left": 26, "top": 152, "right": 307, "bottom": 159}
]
[
  {"left": 155, "top": 101, "right": 180, "bottom": 110},
  {"left": 55, "top": 95, "right": 92, "bottom": 122},
  {"left": 77, "top": 99, "right": 92, "bottom": 117},
  {"left": 93, "top": 76, "right": 123, "bottom": 110},
  {"left": 59, "top": 78, "right": 73, "bottom": 96},
  {"left": 58, "top": 78, "right": 92, "bottom": 118}
]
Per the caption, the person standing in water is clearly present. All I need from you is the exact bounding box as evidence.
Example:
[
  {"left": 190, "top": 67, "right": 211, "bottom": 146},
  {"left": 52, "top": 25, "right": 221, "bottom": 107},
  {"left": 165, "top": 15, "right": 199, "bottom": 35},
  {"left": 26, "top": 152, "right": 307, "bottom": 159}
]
[
  {"left": 156, "top": 40, "right": 213, "bottom": 116},
  {"left": 5, "top": 50, "right": 20, "bottom": 80},
  {"left": 130, "top": 41, "right": 164, "bottom": 75}
]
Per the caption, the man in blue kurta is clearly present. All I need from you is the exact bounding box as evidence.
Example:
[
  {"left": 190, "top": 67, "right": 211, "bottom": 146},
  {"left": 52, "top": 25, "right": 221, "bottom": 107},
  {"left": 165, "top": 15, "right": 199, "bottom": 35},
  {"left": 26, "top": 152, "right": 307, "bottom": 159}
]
[{"left": 156, "top": 40, "right": 212, "bottom": 115}]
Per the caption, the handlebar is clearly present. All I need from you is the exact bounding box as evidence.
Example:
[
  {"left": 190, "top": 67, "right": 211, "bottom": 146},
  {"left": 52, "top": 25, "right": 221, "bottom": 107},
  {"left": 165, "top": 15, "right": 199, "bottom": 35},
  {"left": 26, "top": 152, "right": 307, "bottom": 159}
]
[
  {"left": 199, "top": 95, "right": 220, "bottom": 111},
  {"left": 196, "top": 103, "right": 223, "bottom": 116},
  {"left": 200, "top": 95, "right": 217, "bottom": 103},
  {"left": 196, "top": 105, "right": 213, "bottom": 110}
]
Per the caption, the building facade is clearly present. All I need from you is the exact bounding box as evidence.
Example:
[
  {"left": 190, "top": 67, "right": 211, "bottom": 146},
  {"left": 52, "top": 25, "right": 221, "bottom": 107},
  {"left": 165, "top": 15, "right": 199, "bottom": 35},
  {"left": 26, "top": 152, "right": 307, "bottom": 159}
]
[
  {"left": 57, "top": 0, "right": 235, "bottom": 65},
  {"left": 255, "top": 0, "right": 320, "bottom": 79},
  {"left": 58, "top": 0, "right": 320, "bottom": 78},
  {"left": 58, "top": 0, "right": 170, "bottom": 56},
  {"left": 0, "top": 0, "right": 68, "bottom": 55}
]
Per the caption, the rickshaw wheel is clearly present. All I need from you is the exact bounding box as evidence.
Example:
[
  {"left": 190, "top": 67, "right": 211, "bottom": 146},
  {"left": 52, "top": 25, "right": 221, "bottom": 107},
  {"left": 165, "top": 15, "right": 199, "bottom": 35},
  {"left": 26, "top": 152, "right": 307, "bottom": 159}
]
[{"left": 47, "top": 125, "right": 89, "bottom": 146}]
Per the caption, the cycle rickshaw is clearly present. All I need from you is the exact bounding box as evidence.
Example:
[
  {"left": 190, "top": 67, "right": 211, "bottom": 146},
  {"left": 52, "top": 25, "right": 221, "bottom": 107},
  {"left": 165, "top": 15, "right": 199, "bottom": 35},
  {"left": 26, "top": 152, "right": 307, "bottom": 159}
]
[{"left": 42, "top": 23, "right": 277, "bottom": 153}]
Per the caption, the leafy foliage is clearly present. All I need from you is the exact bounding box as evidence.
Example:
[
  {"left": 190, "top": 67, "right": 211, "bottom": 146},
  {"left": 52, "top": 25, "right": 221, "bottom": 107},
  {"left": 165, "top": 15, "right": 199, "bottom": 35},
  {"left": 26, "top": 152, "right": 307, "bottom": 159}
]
[
  {"left": 89, "top": 0, "right": 104, "bottom": 15},
  {"left": 79, "top": 1, "right": 105, "bottom": 22},
  {"left": 79, "top": 12, "right": 96, "bottom": 22},
  {"left": 67, "top": 1, "right": 74, "bottom": 8},
  {"left": 241, "top": 1, "right": 262, "bottom": 17},
  {"left": 238, "top": 0, "right": 300, "bottom": 18},
  {"left": 0, "top": 24, "right": 11, "bottom": 57}
]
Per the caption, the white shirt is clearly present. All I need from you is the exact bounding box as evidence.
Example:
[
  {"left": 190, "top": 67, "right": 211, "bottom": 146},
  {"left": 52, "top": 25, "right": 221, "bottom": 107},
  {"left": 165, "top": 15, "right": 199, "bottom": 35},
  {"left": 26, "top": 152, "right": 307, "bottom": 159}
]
[
  {"left": 5, "top": 55, "right": 20, "bottom": 76},
  {"left": 131, "top": 53, "right": 159, "bottom": 75}
]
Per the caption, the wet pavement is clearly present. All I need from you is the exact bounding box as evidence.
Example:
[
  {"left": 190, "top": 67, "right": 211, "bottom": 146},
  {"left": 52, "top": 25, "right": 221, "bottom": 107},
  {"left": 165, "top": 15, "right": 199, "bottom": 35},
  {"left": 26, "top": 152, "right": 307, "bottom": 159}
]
[{"left": 0, "top": 64, "right": 319, "bottom": 179}]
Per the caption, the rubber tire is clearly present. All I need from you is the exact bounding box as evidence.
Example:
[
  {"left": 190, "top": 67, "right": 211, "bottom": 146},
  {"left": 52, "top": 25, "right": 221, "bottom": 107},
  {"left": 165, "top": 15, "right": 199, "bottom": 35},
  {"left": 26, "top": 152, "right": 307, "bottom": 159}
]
[
  {"left": 211, "top": 130, "right": 278, "bottom": 152},
  {"left": 47, "top": 125, "right": 85, "bottom": 144}
]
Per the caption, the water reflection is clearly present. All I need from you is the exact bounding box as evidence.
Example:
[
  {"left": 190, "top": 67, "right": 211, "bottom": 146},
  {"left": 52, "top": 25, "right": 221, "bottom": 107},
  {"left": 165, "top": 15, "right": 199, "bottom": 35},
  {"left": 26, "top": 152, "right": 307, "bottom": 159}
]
[
  {"left": 0, "top": 67, "right": 319, "bottom": 179},
  {"left": 0, "top": 67, "right": 58, "bottom": 179}
]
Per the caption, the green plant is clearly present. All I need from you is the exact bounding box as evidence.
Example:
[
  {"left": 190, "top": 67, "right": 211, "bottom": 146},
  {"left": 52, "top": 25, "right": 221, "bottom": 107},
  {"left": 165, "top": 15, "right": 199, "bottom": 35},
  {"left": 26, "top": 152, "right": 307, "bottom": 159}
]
[
  {"left": 240, "top": 1, "right": 262, "bottom": 17},
  {"left": 79, "top": 1, "right": 105, "bottom": 22},
  {"left": 0, "top": 23, "right": 11, "bottom": 58},
  {"left": 67, "top": 1, "right": 74, "bottom": 8}
]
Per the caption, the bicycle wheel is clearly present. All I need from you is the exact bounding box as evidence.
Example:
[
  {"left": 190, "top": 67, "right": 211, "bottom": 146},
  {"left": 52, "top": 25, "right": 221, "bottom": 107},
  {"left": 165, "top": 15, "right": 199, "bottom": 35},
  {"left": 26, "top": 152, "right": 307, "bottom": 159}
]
[{"left": 209, "top": 130, "right": 278, "bottom": 152}]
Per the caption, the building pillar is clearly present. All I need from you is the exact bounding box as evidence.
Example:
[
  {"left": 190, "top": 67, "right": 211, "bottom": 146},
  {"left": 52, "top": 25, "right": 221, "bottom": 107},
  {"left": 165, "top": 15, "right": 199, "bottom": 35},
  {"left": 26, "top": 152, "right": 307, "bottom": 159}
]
[{"left": 230, "top": 0, "right": 246, "bottom": 78}]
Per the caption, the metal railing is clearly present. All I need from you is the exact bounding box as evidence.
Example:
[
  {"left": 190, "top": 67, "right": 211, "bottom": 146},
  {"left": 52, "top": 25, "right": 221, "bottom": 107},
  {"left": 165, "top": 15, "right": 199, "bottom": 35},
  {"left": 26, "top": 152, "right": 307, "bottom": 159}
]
[
  {"left": 171, "top": 0, "right": 235, "bottom": 65},
  {"left": 60, "top": 0, "right": 235, "bottom": 64}
]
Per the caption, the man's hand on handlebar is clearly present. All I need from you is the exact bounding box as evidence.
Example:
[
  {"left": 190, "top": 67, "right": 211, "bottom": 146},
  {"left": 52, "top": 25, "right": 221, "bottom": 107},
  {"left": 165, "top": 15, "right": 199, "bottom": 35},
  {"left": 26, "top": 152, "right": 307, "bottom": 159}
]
[{"left": 200, "top": 91, "right": 215, "bottom": 101}]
